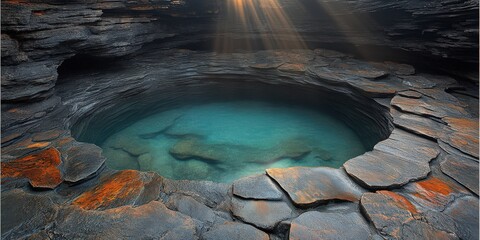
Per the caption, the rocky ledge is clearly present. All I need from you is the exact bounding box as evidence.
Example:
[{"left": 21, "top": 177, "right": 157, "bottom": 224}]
[{"left": 1, "top": 47, "right": 478, "bottom": 239}]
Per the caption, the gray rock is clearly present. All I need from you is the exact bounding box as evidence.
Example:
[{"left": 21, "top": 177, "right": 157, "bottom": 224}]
[
  {"left": 1, "top": 189, "right": 58, "bottom": 240},
  {"left": 202, "top": 222, "right": 269, "bottom": 240},
  {"left": 230, "top": 197, "right": 293, "bottom": 230},
  {"left": 53, "top": 201, "right": 198, "bottom": 240},
  {"left": 266, "top": 167, "right": 365, "bottom": 206},
  {"left": 232, "top": 174, "right": 283, "bottom": 200},
  {"left": 444, "top": 196, "right": 479, "bottom": 240},
  {"left": 289, "top": 211, "right": 371, "bottom": 240},
  {"left": 166, "top": 194, "right": 218, "bottom": 224}
]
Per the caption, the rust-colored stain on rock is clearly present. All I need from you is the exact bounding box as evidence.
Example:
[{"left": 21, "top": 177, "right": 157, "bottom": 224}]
[
  {"left": 72, "top": 170, "right": 144, "bottom": 210},
  {"left": 1, "top": 147, "right": 63, "bottom": 189},
  {"left": 377, "top": 190, "right": 418, "bottom": 215}
]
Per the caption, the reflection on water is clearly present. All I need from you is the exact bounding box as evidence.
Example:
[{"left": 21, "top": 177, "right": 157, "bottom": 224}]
[{"left": 101, "top": 101, "right": 366, "bottom": 182}]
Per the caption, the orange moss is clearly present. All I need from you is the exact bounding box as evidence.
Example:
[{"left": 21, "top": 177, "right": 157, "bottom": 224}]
[
  {"left": 1, "top": 148, "right": 63, "bottom": 188},
  {"left": 378, "top": 190, "right": 418, "bottom": 214},
  {"left": 72, "top": 170, "right": 144, "bottom": 210}
]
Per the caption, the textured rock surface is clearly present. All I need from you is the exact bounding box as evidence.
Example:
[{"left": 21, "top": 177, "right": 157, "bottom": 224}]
[
  {"left": 1, "top": 147, "right": 62, "bottom": 189},
  {"left": 1, "top": 189, "right": 58, "bottom": 240},
  {"left": 1, "top": 43, "right": 478, "bottom": 240},
  {"left": 72, "top": 170, "right": 163, "bottom": 210},
  {"left": 361, "top": 190, "right": 463, "bottom": 239},
  {"left": 289, "top": 211, "right": 371, "bottom": 240},
  {"left": 202, "top": 222, "right": 269, "bottom": 240},
  {"left": 232, "top": 174, "right": 283, "bottom": 200},
  {"left": 54, "top": 201, "right": 198, "bottom": 240},
  {"left": 230, "top": 197, "right": 293, "bottom": 230},
  {"left": 266, "top": 167, "right": 365, "bottom": 206},
  {"left": 440, "top": 154, "right": 479, "bottom": 195}
]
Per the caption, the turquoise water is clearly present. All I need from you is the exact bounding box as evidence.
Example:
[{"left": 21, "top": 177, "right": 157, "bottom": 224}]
[{"left": 101, "top": 101, "right": 366, "bottom": 182}]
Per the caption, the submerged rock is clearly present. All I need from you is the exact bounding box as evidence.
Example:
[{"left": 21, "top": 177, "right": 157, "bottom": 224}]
[{"left": 169, "top": 136, "right": 312, "bottom": 164}]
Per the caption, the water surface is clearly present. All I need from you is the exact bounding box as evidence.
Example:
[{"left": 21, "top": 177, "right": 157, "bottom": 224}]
[{"left": 102, "top": 100, "right": 366, "bottom": 182}]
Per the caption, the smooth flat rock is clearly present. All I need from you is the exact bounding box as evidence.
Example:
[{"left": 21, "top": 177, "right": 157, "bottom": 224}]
[
  {"left": 399, "top": 75, "right": 436, "bottom": 89},
  {"left": 360, "top": 191, "right": 418, "bottom": 239},
  {"left": 230, "top": 197, "right": 293, "bottom": 230},
  {"left": 383, "top": 61, "right": 415, "bottom": 75},
  {"left": 289, "top": 211, "right": 371, "bottom": 240},
  {"left": 398, "top": 90, "right": 422, "bottom": 98},
  {"left": 232, "top": 174, "right": 283, "bottom": 200},
  {"left": 374, "top": 128, "right": 440, "bottom": 164},
  {"left": 162, "top": 179, "right": 230, "bottom": 208},
  {"left": 401, "top": 176, "right": 468, "bottom": 211},
  {"left": 266, "top": 167, "right": 365, "bottom": 206},
  {"left": 344, "top": 150, "right": 430, "bottom": 189},
  {"left": 202, "top": 222, "right": 269, "bottom": 240},
  {"left": 166, "top": 194, "right": 217, "bottom": 224},
  {"left": 278, "top": 63, "right": 306, "bottom": 73},
  {"left": 72, "top": 170, "right": 163, "bottom": 210},
  {"left": 54, "top": 201, "right": 197, "bottom": 240},
  {"left": 1, "top": 189, "right": 58, "bottom": 240},
  {"left": 391, "top": 109, "right": 444, "bottom": 139},
  {"left": 63, "top": 142, "right": 105, "bottom": 182},
  {"left": 1, "top": 147, "right": 63, "bottom": 189},
  {"left": 441, "top": 117, "right": 479, "bottom": 158},
  {"left": 440, "top": 154, "right": 479, "bottom": 195},
  {"left": 444, "top": 196, "right": 479, "bottom": 240},
  {"left": 391, "top": 95, "right": 469, "bottom": 119}
]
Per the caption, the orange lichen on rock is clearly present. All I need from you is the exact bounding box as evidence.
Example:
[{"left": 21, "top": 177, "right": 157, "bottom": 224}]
[
  {"left": 72, "top": 170, "right": 144, "bottom": 210},
  {"left": 377, "top": 190, "right": 418, "bottom": 215},
  {"left": 408, "top": 177, "right": 465, "bottom": 209},
  {"left": 1, "top": 148, "right": 63, "bottom": 189}
]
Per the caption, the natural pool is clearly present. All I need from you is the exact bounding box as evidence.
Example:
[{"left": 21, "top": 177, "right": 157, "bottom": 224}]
[
  {"left": 101, "top": 101, "right": 366, "bottom": 182},
  {"left": 72, "top": 81, "right": 391, "bottom": 183}
]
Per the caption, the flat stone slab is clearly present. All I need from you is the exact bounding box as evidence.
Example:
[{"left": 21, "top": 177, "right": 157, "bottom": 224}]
[
  {"left": 55, "top": 201, "right": 197, "bottom": 239},
  {"left": 360, "top": 191, "right": 418, "bottom": 239},
  {"left": 72, "top": 170, "right": 163, "bottom": 210},
  {"left": 391, "top": 95, "right": 469, "bottom": 119},
  {"left": 391, "top": 109, "right": 444, "bottom": 139},
  {"left": 63, "top": 142, "right": 105, "bottom": 183},
  {"left": 440, "top": 154, "right": 479, "bottom": 195},
  {"left": 166, "top": 194, "right": 218, "bottom": 224},
  {"left": 401, "top": 176, "right": 468, "bottom": 211},
  {"left": 289, "top": 211, "right": 371, "bottom": 240},
  {"left": 230, "top": 197, "right": 293, "bottom": 230},
  {"left": 202, "top": 222, "right": 269, "bottom": 240},
  {"left": 373, "top": 128, "right": 440, "bottom": 164},
  {"left": 1, "top": 189, "right": 58, "bottom": 240},
  {"left": 441, "top": 117, "right": 479, "bottom": 158},
  {"left": 444, "top": 196, "right": 479, "bottom": 240},
  {"left": 266, "top": 167, "right": 364, "bottom": 206},
  {"left": 361, "top": 190, "right": 465, "bottom": 239},
  {"left": 232, "top": 174, "right": 283, "bottom": 200},
  {"left": 1, "top": 147, "right": 63, "bottom": 189},
  {"left": 344, "top": 150, "right": 430, "bottom": 189}
]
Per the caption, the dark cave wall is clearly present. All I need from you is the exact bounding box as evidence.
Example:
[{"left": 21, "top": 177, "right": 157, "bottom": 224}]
[{"left": 1, "top": 0, "right": 478, "bottom": 102}]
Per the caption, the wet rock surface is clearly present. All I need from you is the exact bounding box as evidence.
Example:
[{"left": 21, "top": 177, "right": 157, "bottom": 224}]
[{"left": 1, "top": 47, "right": 478, "bottom": 239}]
